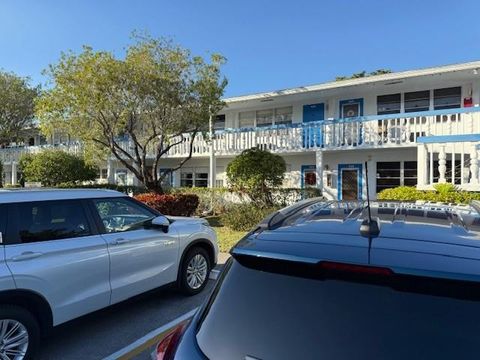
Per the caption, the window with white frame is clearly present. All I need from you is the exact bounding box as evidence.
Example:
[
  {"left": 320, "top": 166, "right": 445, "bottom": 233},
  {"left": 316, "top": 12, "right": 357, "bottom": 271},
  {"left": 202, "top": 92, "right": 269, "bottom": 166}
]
[
  {"left": 239, "top": 111, "right": 255, "bottom": 128},
  {"left": 404, "top": 91, "right": 430, "bottom": 113},
  {"left": 275, "top": 106, "right": 293, "bottom": 125},
  {"left": 239, "top": 107, "right": 294, "bottom": 128},
  {"left": 99, "top": 168, "right": 108, "bottom": 179},
  {"left": 377, "top": 94, "right": 401, "bottom": 115},
  {"left": 434, "top": 87, "right": 461, "bottom": 110},
  {"left": 180, "top": 172, "right": 208, "bottom": 187},
  {"left": 214, "top": 114, "right": 226, "bottom": 130},
  {"left": 256, "top": 109, "right": 274, "bottom": 127},
  {"left": 376, "top": 161, "right": 417, "bottom": 193},
  {"left": 115, "top": 169, "right": 128, "bottom": 185}
]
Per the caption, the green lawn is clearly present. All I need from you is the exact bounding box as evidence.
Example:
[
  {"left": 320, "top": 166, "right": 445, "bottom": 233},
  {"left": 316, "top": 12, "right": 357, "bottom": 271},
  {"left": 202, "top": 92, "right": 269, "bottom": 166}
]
[{"left": 206, "top": 216, "right": 247, "bottom": 253}]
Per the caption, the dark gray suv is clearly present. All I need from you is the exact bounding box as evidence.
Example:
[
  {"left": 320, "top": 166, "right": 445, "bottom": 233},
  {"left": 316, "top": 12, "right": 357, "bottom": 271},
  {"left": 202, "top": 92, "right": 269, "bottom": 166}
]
[{"left": 154, "top": 200, "right": 480, "bottom": 360}]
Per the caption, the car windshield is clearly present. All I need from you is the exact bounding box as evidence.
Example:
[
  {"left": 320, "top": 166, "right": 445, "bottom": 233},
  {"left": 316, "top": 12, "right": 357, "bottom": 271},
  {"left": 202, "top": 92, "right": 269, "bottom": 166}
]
[{"left": 196, "top": 258, "right": 480, "bottom": 360}]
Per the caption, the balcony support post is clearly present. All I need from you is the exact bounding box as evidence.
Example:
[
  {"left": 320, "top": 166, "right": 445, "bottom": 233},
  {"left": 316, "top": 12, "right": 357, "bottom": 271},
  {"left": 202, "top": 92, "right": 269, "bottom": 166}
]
[
  {"left": 315, "top": 150, "right": 323, "bottom": 192},
  {"left": 438, "top": 146, "right": 447, "bottom": 183},
  {"left": 417, "top": 144, "right": 428, "bottom": 187},
  {"left": 209, "top": 111, "right": 216, "bottom": 188},
  {"left": 11, "top": 161, "right": 17, "bottom": 185}
]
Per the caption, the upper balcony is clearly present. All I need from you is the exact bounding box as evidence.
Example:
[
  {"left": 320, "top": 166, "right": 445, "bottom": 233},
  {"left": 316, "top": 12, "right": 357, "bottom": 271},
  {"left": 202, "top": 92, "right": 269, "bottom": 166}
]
[
  {"left": 1, "top": 108, "right": 480, "bottom": 163},
  {"left": 166, "top": 107, "right": 480, "bottom": 158}
]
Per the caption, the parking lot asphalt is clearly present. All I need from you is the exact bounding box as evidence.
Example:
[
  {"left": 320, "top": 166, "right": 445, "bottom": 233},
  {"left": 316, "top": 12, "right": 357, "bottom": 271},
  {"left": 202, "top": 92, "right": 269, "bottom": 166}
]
[{"left": 37, "top": 281, "right": 215, "bottom": 360}]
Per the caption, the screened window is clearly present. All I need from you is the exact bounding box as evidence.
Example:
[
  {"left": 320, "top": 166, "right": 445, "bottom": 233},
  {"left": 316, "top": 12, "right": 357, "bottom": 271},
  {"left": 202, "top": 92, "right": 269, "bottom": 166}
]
[
  {"left": 434, "top": 87, "right": 461, "bottom": 110},
  {"left": 404, "top": 161, "right": 418, "bottom": 186},
  {"left": 377, "top": 94, "right": 401, "bottom": 115},
  {"left": 376, "top": 161, "right": 418, "bottom": 193},
  {"left": 180, "top": 172, "right": 194, "bottom": 187},
  {"left": 99, "top": 168, "right": 108, "bottom": 179},
  {"left": 15, "top": 200, "right": 91, "bottom": 243},
  {"left": 195, "top": 173, "right": 208, "bottom": 187},
  {"left": 256, "top": 109, "right": 274, "bottom": 127},
  {"left": 376, "top": 162, "right": 401, "bottom": 193},
  {"left": 93, "top": 198, "right": 155, "bottom": 233},
  {"left": 115, "top": 169, "right": 127, "bottom": 185},
  {"left": 239, "top": 111, "right": 255, "bottom": 128},
  {"left": 214, "top": 114, "right": 226, "bottom": 130},
  {"left": 275, "top": 107, "right": 293, "bottom": 125},
  {"left": 180, "top": 172, "right": 208, "bottom": 187},
  {"left": 404, "top": 91, "right": 430, "bottom": 113}
]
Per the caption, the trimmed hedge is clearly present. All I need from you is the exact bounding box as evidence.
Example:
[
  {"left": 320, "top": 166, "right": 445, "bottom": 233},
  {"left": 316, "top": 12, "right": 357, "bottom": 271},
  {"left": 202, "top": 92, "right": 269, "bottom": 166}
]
[
  {"left": 221, "top": 203, "right": 280, "bottom": 232},
  {"left": 377, "top": 184, "right": 480, "bottom": 204},
  {"left": 171, "top": 187, "right": 323, "bottom": 216},
  {"left": 134, "top": 193, "right": 199, "bottom": 217}
]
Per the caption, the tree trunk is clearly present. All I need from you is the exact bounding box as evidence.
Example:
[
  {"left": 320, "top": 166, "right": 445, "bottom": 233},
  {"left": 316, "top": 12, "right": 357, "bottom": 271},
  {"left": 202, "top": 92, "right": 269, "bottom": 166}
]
[{"left": 144, "top": 180, "right": 165, "bottom": 194}]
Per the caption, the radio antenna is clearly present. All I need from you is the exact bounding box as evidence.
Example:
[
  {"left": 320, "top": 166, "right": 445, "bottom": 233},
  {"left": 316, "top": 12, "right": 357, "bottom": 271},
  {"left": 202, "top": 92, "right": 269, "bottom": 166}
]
[
  {"left": 365, "top": 161, "right": 372, "bottom": 223},
  {"left": 360, "top": 161, "right": 379, "bottom": 238}
]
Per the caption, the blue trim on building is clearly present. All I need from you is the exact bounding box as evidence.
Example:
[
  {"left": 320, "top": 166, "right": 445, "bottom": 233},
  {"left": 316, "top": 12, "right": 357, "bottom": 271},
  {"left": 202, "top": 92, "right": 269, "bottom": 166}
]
[
  {"left": 302, "top": 104, "right": 324, "bottom": 148},
  {"left": 301, "top": 164, "right": 316, "bottom": 189},
  {"left": 337, "top": 163, "right": 363, "bottom": 200},
  {"left": 339, "top": 98, "right": 364, "bottom": 145},
  {"left": 339, "top": 98, "right": 364, "bottom": 118},
  {"left": 417, "top": 134, "right": 480, "bottom": 144}
]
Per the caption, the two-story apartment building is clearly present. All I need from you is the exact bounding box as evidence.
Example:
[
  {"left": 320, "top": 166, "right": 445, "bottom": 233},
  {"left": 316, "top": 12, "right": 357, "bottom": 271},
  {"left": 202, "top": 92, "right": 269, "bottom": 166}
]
[{"left": 2, "top": 61, "right": 480, "bottom": 200}]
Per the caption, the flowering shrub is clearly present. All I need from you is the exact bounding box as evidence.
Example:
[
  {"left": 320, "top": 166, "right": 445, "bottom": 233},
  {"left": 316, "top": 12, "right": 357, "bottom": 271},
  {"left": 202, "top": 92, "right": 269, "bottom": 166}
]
[{"left": 134, "top": 193, "right": 199, "bottom": 216}]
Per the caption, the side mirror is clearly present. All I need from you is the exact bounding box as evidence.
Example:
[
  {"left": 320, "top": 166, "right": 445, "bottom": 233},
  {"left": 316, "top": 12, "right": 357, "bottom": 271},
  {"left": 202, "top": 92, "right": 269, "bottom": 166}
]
[{"left": 151, "top": 215, "right": 170, "bottom": 232}]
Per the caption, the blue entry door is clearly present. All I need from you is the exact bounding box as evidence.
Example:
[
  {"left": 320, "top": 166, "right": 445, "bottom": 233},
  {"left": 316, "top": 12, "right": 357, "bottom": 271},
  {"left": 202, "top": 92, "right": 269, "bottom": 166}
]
[{"left": 303, "top": 103, "right": 324, "bottom": 148}]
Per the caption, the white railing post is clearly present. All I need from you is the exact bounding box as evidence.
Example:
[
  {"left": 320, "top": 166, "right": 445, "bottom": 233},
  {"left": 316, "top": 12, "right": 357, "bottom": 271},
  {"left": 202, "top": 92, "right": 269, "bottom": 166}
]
[{"left": 438, "top": 145, "right": 447, "bottom": 183}]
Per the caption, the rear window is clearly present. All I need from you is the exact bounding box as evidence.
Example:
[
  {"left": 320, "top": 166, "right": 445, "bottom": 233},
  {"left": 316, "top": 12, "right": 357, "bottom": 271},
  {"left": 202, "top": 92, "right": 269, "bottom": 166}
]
[
  {"left": 12, "top": 200, "right": 91, "bottom": 243},
  {"left": 196, "top": 258, "right": 480, "bottom": 360}
]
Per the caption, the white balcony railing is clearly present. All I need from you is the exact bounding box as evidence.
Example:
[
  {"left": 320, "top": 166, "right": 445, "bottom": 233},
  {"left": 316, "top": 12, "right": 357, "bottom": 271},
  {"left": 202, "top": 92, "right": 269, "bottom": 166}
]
[{"left": 1, "top": 108, "right": 480, "bottom": 163}]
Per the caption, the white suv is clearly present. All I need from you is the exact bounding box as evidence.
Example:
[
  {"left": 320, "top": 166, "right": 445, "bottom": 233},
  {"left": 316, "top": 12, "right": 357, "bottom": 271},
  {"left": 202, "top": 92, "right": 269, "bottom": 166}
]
[{"left": 0, "top": 189, "right": 218, "bottom": 359}]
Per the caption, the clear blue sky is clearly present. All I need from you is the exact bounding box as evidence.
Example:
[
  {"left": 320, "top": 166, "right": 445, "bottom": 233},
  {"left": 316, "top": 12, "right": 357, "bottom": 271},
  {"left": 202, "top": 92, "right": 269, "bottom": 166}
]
[{"left": 1, "top": 0, "right": 479, "bottom": 97}]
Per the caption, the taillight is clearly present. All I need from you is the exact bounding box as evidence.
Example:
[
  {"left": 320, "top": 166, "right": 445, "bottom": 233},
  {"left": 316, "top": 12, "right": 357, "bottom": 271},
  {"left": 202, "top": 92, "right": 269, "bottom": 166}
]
[
  {"left": 155, "top": 322, "right": 188, "bottom": 360},
  {"left": 319, "top": 261, "right": 393, "bottom": 276}
]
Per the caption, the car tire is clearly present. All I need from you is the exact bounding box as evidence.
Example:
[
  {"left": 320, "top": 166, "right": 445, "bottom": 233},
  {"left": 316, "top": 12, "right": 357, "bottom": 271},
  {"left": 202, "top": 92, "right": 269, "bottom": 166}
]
[
  {"left": 0, "top": 305, "right": 40, "bottom": 360},
  {"left": 179, "top": 247, "right": 211, "bottom": 296}
]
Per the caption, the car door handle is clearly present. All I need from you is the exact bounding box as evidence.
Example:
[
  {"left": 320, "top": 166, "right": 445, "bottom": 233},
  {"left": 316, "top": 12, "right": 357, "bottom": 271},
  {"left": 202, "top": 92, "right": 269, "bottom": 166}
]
[
  {"left": 11, "top": 252, "right": 43, "bottom": 262},
  {"left": 110, "top": 238, "right": 130, "bottom": 245}
]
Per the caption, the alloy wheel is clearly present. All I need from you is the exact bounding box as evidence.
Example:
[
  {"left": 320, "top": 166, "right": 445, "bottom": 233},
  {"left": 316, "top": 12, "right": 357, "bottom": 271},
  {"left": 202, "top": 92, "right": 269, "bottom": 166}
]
[
  {"left": 186, "top": 254, "right": 208, "bottom": 290},
  {"left": 0, "top": 319, "right": 29, "bottom": 360}
]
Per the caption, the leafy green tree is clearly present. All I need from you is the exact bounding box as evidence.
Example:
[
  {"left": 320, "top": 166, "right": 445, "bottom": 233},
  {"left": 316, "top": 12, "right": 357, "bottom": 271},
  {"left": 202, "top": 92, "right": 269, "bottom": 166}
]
[
  {"left": 335, "top": 69, "right": 392, "bottom": 81},
  {"left": 0, "top": 71, "right": 39, "bottom": 146},
  {"left": 0, "top": 159, "right": 3, "bottom": 187},
  {"left": 36, "top": 34, "right": 227, "bottom": 193},
  {"left": 20, "top": 150, "right": 98, "bottom": 186},
  {"left": 226, "top": 148, "right": 286, "bottom": 206}
]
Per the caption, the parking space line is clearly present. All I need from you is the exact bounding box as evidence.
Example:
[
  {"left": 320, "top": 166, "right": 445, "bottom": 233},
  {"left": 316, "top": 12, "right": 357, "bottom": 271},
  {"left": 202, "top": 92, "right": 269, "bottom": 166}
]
[
  {"left": 209, "top": 269, "right": 221, "bottom": 280},
  {"left": 102, "top": 308, "right": 198, "bottom": 360}
]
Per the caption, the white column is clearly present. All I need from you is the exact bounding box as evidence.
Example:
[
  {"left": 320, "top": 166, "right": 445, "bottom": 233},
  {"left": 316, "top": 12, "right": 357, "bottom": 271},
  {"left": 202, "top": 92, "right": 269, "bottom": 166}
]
[
  {"left": 315, "top": 150, "right": 323, "bottom": 191},
  {"left": 470, "top": 145, "right": 479, "bottom": 185},
  {"left": 417, "top": 145, "right": 428, "bottom": 187},
  {"left": 11, "top": 162, "right": 17, "bottom": 185},
  {"left": 438, "top": 146, "right": 447, "bottom": 183},
  {"left": 107, "top": 158, "right": 115, "bottom": 184},
  {"left": 209, "top": 113, "right": 216, "bottom": 188}
]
